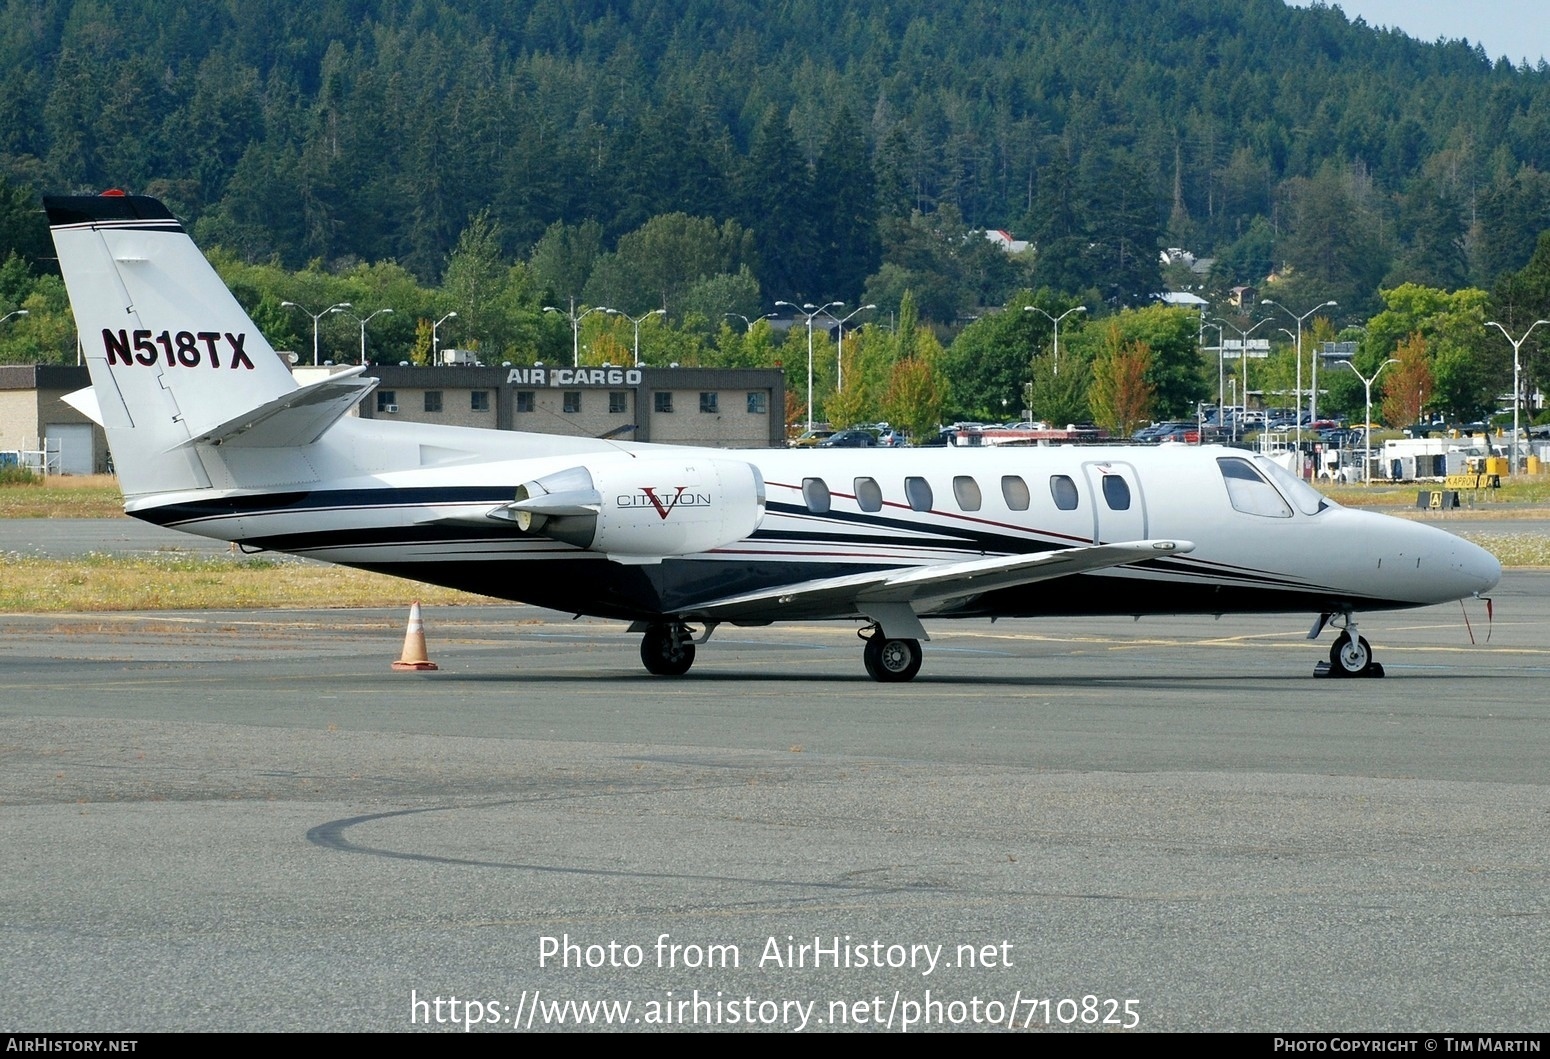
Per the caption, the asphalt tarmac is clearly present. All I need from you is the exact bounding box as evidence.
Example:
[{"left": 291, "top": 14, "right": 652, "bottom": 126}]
[{"left": 1, "top": 528, "right": 1547, "bottom": 1032}]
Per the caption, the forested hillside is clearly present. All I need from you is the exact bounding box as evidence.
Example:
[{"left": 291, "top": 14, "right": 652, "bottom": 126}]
[{"left": 7, "top": 0, "right": 1550, "bottom": 430}]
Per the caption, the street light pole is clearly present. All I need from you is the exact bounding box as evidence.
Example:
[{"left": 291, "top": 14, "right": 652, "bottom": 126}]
[
  {"left": 1262, "top": 298, "right": 1336, "bottom": 447},
  {"left": 776, "top": 300, "right": 843, "bottom": 431},
  {"left": 339, "top": 307, "right": 393, "bottom": 365},
  {"left": 281, "top": 301, "right": 352, "bottom": 366},
  {"left": 609, "top": 308, "right": 666, "bottom": 367},
  {"left": 1213, "top": 317, "right": 1271, "bottom": 440},
  {"left": 431, "top": 311, "right": 458, "bottom": 364},
  {"left": 1343, "top": 359, "right": 1399, "bottom": 484},
  {"left": 830, "top": 304, "right": 876, "bottom": 393},
  {"left": 723, "top": 313, "right": 776, "bottom": 331},
  {"left": 543, "top": 298, "right": 614, "bottom": 366},
  {"left": 1023, "top": 304, "right": 1087, "bottom": 376},
  {"left": 1198, "top": 321, "right": 1224, "bottom": 430},
  {"left": 1486, "top": 319, "right": 1550, "bottom": 474}
]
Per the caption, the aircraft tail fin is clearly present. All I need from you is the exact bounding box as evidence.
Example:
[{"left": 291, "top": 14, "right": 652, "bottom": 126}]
[{"left": 44, "top": 192, "right": 320, "bottom": 497}]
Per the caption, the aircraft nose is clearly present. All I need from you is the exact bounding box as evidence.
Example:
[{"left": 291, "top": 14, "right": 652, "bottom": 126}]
[
  {"left": 1457, "top": 534, "right": 1502, "bottom": 596},
  {"left": 1420, "top": 522, "right": 1501, "bottom": 600}
]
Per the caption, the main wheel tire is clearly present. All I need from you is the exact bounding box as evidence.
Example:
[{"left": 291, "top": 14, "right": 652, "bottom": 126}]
[
  {"left": 1329, "top": 631, "right": 1373, "bottom": 677},
  {"left": 640, "top": 625, "right": 695, "bottom": 676},
  {"left": 863, "top": 635, "right": 922, "bottom": 682}
]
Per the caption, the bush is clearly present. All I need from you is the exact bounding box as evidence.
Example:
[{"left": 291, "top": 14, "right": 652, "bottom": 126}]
[{"left": 0, "top": 465, "right": 39, "bottom": 485}]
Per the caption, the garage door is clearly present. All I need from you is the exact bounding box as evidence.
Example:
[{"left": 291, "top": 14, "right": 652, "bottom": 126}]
[{"left": 44, "top": 423, "right": 94, "bottom": 476}]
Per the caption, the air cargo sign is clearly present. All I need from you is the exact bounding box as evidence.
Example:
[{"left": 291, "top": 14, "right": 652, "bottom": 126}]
[
  {"left": 506, "top": 367, "right": 642, "bottom": 387},
  {"left": 102, "top": 329, "right": 256, "bottom": 369}
]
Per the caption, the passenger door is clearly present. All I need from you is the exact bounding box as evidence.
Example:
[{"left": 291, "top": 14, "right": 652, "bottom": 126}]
[{"left": 1081, "top": 460, "right": 1148, "bottom": 543}]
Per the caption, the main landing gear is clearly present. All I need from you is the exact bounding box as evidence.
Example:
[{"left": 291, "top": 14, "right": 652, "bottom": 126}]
[
  {"left": 1312, "top": 612, "right": 1385, "bottom": 678},
  {"left": 860, "top": 625, "right": 923, "bottom": 683},
  {"left": 639, "top": 621, "right": 696, "bottom": 676}
]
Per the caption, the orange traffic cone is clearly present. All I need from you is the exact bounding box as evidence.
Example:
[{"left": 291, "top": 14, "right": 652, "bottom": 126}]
[{"left": 391, "top": 601, "right": 439, "bottom": 671}]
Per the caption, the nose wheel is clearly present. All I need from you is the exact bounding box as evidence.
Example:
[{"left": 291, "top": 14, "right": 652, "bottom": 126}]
[{"left": 1315, "top": 621, "right": 1385, "bottom": 679}]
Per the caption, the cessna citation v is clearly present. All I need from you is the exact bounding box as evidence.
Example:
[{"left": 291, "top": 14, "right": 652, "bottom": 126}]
[{"left": 45, "top": 192, "right": 1501, "bottom": 682}]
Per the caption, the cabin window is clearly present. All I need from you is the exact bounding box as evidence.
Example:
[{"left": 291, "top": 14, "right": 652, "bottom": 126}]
[
  {"left": 953, "top": 475, "right": 982, "bottom": 511},
  {"left": 654, "top": 392, "right": 674, "bottom": 413},
  {"left": 423, "top": 391, "right": 442, "bottom": 413},
  {"left": 1101, "top": 474, "right": 1131, "bottom": 511},
  {"left": 562, "top": 391, "right": 581, "bottom": 413},
  {"left": 1049, "top": 474, "right": 1079, "bottom": 511},
  {"left": 904, "top": 476, "right": 933, "bottom": 512},
  {"left": 608, "top": 391, "right": 628, "bottom": 414},
  {"left": 516, "top": 391, "right": 535, "bottom": 413},
  {"left": 802, "top": 477, "right": 831, "bottom": 514},
  {"left": 1217, "top": 457, "right": 1292, "bottom": 518},
  {"left": 854, "top": 477, "right": 883, "bottom": 512},
  {"left": 1002, "top": 475, "right": 1031, "bottom": 511}
]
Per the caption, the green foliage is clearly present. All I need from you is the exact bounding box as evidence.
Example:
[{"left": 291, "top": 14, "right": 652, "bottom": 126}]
[
  {"left": 582, "top": 214, "right": 756, "bottom": 316},
  {"left": 940, "top": 293, "right": 1046, "bottom": 420},
  {"left": 1366, "top": 284, "right": 1494, "bottom": 419},
  {"left": 1063, "top": 304, "right": 1205, "bottom": 418},
  {"left": 15, "top": 1, "right": 1550, "bottom": 402},
  {"left": 443, "top": 210, "right": 507, "bottom": 352},
  {"left": 0, "top": 465, "right": 39, "bottom": 485},
  {"left": 1087, "top": 322, "right": 1155, "bottom": 436}
]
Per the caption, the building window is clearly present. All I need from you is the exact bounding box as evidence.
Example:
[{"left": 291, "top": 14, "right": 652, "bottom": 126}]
[
  {"left": 654, "top": 392, "right": 674, "bottom": 413},
  {"left": 376, "top": 391, "right": 397, "bottom": 413},
  {"left": 471, "top": 390, "right": 490, "bottom": 412},
  {"left": 423, "top": 391, "right": 442, "bottom": 413},
  {"left": 609, "top": 391, "right": 628, "bottom": 414},
  {"left": 563, "top": 391, "right": 581, "bottom": 413},
  {"left": 516, "top": 391, "right": 535, "bottom": 413},
  {"left": 747, "top": 392, "right": 768, "bottom": 414},
  {"left": 699, "top": 391, "right": 719, "bottom": 413}
]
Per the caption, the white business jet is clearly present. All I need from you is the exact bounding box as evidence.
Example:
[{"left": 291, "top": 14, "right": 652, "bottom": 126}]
[{"left": 45, "top": 193, "right": 1500, "bottom": 681}]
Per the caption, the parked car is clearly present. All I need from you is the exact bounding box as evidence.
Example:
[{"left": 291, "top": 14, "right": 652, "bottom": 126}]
[
  {"left": 787, "top": 428, "right": 836, "bottom": 448},
  {"left": 816, "top": 428, "right": 880, "bottom": 448}
]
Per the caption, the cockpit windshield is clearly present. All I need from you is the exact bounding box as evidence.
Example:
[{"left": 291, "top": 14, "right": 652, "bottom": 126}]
[
  {"left": 1216, "top": 456, "right": 1334, "bottom": 518},
  {"left": 1256, "top": 456, "right": 1332, "bottom": 516}
]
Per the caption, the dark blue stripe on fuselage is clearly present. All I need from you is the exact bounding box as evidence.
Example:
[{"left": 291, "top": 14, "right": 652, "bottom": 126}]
[{"left": 131, "top": 486, "right": 1325, "bottom": 609}]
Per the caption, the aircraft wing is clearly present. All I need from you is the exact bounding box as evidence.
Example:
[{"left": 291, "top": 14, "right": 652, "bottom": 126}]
[{"left": 683, "top": 539, "right": 1194, "bottom": 639}]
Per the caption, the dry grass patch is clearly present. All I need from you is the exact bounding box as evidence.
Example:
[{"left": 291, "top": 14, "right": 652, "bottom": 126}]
[
  {"left": 0, "top": 554, "right": 498, "bottom": 612},
  {"left": 0, "top": 475, "right": 126, "bottom": 518},
  {"left": 1319, "top": 477, "right": 1550, "bottom": 510},
  {"left": 1453, "top": 532, "right": 1550, "bottom": 569}
]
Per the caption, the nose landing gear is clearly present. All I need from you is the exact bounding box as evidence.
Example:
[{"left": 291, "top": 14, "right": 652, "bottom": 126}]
[{"left": 1312, "top": 612, "right": 1385, "bottom": 678}]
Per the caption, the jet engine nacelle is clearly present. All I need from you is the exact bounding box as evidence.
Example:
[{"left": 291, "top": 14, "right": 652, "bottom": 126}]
[{"left": 503, "top": 457, "right": 766, "bottom": 557}]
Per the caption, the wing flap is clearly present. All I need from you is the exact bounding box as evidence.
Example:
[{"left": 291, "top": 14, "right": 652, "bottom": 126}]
[{"left": 683, "top": 539, "right": 1194, "bottom": 629}]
